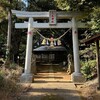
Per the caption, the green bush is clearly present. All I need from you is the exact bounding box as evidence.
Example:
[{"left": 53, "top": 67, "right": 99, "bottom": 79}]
[{"left": 81, "top": 60, "right": 97, "bottom": 80}]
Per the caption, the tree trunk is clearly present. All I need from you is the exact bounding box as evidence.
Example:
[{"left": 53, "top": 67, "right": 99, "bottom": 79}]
[{"left": 6, "top": 0, "right": 12, "bottom": 64}]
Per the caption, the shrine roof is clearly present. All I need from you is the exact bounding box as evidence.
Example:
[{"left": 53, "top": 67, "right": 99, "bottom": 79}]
[{"left": 33, "top": 46, "right": 67, "bottom": 52}]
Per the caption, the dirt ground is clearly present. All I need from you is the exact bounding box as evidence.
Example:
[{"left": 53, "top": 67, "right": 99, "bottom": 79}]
[
  {"left": 76, "top": 78, "right": 100, "bottom": 100},
  {"left": 19, "top": 72, "right": 81, "bottom": 100},
  {"left": 19, "top": 65, "right": 100, "bottom": 100},
  {"left": 19, "top": 73, "right": 100, "bottom": 100}
]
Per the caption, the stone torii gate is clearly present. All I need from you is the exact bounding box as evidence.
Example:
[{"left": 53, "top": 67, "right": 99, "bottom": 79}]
[{"left": 12, "top": 10, "right": 87, "bottom": 83}]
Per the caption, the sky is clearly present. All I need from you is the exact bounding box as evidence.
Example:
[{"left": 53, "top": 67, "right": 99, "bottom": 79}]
[{"left": 22, "top": 0, "right": 28, "bottom": 7}]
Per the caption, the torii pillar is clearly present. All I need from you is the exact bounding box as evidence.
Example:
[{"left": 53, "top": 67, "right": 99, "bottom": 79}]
[
  {"left": 71, "top": 17, "right": 86, "bottom": 84},
  {"left": 20, "top": 17, "right": 34, "bottom": 83}
]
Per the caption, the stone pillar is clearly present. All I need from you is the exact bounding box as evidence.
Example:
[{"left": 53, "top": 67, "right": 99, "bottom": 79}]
[
  {"left": 71, "top": 17, "right": 85, "bottom": 84},
  {"left": 20, "top": 17, "right": 33, "bottom": 83}
]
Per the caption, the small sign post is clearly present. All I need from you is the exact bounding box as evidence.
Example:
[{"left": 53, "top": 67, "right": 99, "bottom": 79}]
[{"left": 49, "top": 10, "right": 57, "bottom": 25}]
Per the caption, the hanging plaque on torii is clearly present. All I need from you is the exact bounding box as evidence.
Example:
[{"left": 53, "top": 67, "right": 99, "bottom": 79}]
[{"left": 49, "top": 10, "right": 57, "bottom": 25}]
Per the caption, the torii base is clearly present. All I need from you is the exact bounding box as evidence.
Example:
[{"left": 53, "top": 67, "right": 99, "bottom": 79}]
[
  {"left": 20, "top": 73, "right": 34, "bottom": 83},
  {"left": 71, "top": 72, "right": 86, "bottom": 84}
]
